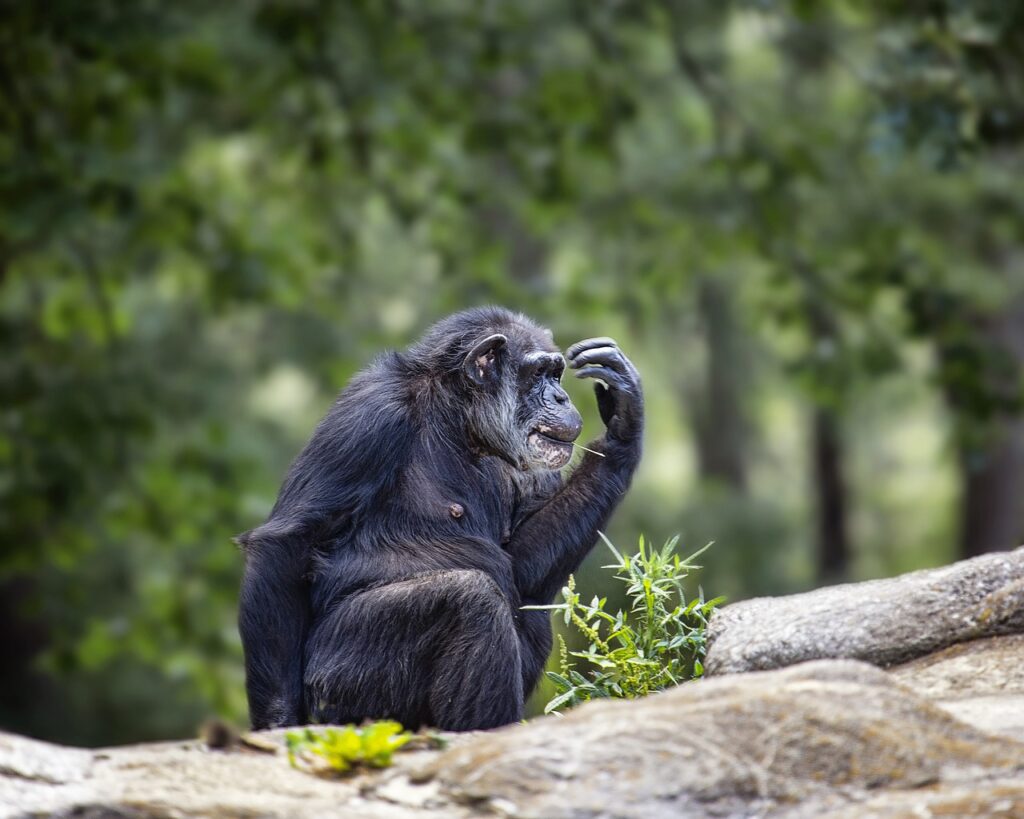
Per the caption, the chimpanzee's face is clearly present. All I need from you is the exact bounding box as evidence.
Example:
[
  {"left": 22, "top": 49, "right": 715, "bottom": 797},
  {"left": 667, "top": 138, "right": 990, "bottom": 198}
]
[
  {"left": 517, "top": 350, "right": 582, "bottom": 469},
  {"left": 461, "top": 329, "right": 583, "bottom": 471}
]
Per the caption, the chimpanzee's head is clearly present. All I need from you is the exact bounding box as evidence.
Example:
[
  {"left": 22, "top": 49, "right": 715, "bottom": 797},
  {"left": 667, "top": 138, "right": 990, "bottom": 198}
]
[{"left": 414, "top": 307, "right": 583, "bottom": 470}]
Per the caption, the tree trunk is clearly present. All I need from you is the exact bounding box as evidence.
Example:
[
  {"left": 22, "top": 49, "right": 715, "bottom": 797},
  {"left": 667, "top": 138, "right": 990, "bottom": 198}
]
[
  {"left": 693, "top": 276, "right": 749, "bottom": 491},
  {"left": 955, "top": 296, "right": 1024, "bottom": 558},
  {"left": 813, "top": 407, "right": 850, "bottom": 581},
  {"left": 959, "top": 421, "right": 1024, "bottom": 556},
  {"left": 802, "top": 285, "right": 851, "bottom": 583}
]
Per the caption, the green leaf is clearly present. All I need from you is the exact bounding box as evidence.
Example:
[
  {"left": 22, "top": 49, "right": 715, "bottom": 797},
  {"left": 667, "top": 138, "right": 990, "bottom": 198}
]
[
  {"left": 546, "top": 671, "right": 573, "bottom": 690},
  {"left": 598, "top": 530, "right": 625, "bottom": 565},
  {"left": 544, "top": 689, "right": 579, "bottom": 714}
]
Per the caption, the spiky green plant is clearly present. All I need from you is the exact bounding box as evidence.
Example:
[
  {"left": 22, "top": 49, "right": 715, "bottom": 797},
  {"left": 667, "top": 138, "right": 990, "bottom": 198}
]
[{"left": 526, "top": 534, "right": 723, "bottom": 714}]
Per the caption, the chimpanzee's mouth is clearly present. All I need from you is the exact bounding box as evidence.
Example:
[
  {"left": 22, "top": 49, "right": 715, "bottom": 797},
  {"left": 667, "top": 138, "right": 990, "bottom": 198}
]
[
  {"left": 526, "top": 424, "right": 578, "bottom": 470},
  {"left": 531, "top": 423, "right": 579, "bottom": 444}
]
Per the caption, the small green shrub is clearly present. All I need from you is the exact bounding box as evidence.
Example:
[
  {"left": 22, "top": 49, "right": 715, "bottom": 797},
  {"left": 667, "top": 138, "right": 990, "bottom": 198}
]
[
  {"left": 285, "top": 721, "right": 412, "bottom": 776},
  {"left": 527, "top": 534, "right": 723, "bottom": 714}
]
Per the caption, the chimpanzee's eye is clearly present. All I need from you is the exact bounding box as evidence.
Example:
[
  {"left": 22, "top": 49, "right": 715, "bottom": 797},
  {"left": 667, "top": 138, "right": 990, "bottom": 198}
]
[
  {"left": 523, "top": 353, "right": 565, "bottom": 382},
  {"left": 536, "top": 359, "right": 564, "bottom": 382}
]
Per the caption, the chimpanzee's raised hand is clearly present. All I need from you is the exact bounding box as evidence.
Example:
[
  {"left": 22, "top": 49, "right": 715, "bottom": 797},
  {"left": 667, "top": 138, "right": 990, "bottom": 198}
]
[{"left": 566, "top": 337, "right": 643, "bottom": 446}]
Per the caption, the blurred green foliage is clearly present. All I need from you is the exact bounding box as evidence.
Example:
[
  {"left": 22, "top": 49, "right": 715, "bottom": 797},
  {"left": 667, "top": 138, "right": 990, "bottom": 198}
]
[{"left": 2, "top": 0, "right": 1023, "bottom": 746}]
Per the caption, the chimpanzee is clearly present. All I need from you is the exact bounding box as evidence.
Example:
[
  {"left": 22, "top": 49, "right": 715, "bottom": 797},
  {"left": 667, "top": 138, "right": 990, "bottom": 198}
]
[{"left": 237, "top": 306, "right": 643, "bottom": 731}]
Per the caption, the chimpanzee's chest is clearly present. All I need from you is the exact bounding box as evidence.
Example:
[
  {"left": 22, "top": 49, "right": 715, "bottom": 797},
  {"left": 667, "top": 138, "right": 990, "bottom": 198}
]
[
  {"left": 399, "top": 495, "right": 519, "bottom": 590},
  {"left": 419, "top": 492, "right": 515, "bottom": 549},
  {"left": 309, "top": 491, "right": 519, "bottom": 608}
]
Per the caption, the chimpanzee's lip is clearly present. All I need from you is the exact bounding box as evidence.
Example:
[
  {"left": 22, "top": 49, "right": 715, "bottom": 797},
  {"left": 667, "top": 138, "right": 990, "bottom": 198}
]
[{"left": 531, "top": 425, "right": 577, "bottom": 444}]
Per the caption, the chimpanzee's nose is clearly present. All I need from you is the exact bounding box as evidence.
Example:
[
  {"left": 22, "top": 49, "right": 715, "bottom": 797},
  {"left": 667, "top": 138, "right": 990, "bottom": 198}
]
[{"left": 554, "top": 388, "right": 569, "bottom": 405}]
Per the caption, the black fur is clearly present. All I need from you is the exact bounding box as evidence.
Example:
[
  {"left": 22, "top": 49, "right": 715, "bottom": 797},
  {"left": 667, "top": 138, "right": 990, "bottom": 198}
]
[{"left": 238, "top": 306, "right": 643, "bottom": 730}]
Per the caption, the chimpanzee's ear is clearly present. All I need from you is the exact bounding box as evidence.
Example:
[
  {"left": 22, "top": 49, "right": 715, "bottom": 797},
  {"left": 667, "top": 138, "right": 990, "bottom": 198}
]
[{"left": 464, "top": 333, "right": 508, "bottom": 387}]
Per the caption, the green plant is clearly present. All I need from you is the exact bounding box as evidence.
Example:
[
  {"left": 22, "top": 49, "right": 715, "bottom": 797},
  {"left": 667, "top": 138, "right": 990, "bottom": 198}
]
[
  {"left": 527, "top": 534, "right": 723, "bottom": 714},
  {"left": 285, "top": 721, "right": 412, "bottom": 776}
]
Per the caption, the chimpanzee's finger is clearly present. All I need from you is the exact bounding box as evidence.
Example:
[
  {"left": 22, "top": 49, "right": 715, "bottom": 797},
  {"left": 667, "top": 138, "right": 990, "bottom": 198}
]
[
  {"left": 573, "top": 365, "right": 627, "bottom": 391},
  {"left": 569, "top": 346, "right": 628, "bottom": 373},
  {"left": 616, "top": 351, "right": 642, "bottom": 387},
  {"left": 594, "top": 382, "right": 616, "bottom": 426},
  {"left": 566, "top": 337, "right": 618, "bottom": 360}
]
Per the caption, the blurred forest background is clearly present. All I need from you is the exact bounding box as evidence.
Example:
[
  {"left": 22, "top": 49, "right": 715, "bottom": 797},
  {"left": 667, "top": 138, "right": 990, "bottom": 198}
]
[{"left": 2, "top": 0, "right": 1024, "bottom": 747}]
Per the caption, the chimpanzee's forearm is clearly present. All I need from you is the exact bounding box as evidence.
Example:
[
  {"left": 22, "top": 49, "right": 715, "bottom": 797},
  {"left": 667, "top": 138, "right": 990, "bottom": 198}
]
[
  {"left": 238, "top": 546, "right": 310, "bottom": 729},
  {"left": 506, "top": 333, "right": 644, "bottom": 604},
  {"left": 508, "top": 437, "right": 640, "bottom": 603}
]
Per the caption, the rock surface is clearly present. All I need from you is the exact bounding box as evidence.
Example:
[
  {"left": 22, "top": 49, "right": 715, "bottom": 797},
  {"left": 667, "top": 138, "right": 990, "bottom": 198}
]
[
  {"left": 704, "top": 546, "right": 1024, "bottom": 675},
  {"left": 889, "top": 633, "right": 1024, "bottom": 741},
  {"left": 5, "top": 549, "right": 1024, "bottom": 818},
  {"left": 0, "top": 727, "right": 455, "bottom": 819},
  {"left": 4, "top": 659, "right": 1024, "bottom": 818},
  {"left": 415, "top": 659, "right": 1024, "bottom": 818}
]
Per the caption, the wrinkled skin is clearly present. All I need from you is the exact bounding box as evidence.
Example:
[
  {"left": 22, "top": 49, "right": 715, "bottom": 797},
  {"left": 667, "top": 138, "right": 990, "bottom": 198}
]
[
  {"left": 238, "top": 307, "right": 643, "bottom": 731},
  {"left": 519, "top": 349, "right": 581, "bottom": 469}
]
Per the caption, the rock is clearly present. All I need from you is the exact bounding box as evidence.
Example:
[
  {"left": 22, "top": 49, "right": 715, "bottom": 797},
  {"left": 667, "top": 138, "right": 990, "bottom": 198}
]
[
  {"left": 0, "top": 732, "right": 92, "bottom": 786},
  {"left": 822, "top": 779, "right": 1024, "bottom": 818},
  {"left": 889, "top": 633, "right": 1024, "bottom": 700},
  {"left": 410, "top": 660, "right": 1024, "bottom": 818},
  {"left": 7, "top": 550, "right": 1024, "bottom": 818},
  {"left": 5, "top": 660, "right": 1024, "bottom": 818},
  {"left": 0, "top": 729, "right": 460, "bottom": 819},
  {"left": 889, "top": 634, "right": 1024, "bottom": 741},
  {"left": 704, "top": 546, "right": 1024, "bottom": 676}
]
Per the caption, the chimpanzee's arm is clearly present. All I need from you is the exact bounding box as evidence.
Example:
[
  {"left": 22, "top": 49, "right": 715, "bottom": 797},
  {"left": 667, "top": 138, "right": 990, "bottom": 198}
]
[
  {"left": 237, "top": 372, "right": 416, "bottom": 729},
  {"left": 507, "top": 338, "right": 643, "bottom": 604},
  {"left": 237, "top": 523, "right": 310, "bottom": 729}
]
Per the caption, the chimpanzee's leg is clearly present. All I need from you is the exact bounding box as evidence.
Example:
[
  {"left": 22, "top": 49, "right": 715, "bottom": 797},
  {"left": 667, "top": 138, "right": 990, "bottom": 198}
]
[
  {"left": 304, "top": 569, "right": 523, "bottom": 731},
  {"left": 518, "top": 608, "right": 555, "bottom": 699}
]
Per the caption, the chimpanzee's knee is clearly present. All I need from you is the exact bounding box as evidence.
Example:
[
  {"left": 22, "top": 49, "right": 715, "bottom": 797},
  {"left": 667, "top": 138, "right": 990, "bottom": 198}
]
[
  {"left": 434, "top": 569, "right": 513, "bottom": 619},
  {"left": 304, "top": 569, "right": 523, "bottom": 731},
  {"left": 424, "top": 571, "right": 523, "bottom": 730}
]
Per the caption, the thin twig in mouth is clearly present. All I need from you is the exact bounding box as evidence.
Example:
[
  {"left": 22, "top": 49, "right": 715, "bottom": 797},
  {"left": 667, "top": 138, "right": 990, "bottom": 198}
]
[{"left": 573, "top": 442, "right": 605, "bottom": 458}]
